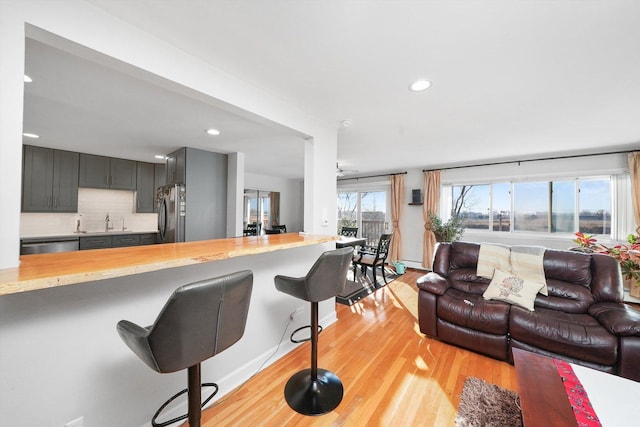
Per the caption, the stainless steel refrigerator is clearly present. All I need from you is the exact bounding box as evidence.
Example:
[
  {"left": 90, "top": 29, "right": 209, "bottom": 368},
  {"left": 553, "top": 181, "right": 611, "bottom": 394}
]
[{"left": 156, "top": 184, "right": 186, "bottom": 243}]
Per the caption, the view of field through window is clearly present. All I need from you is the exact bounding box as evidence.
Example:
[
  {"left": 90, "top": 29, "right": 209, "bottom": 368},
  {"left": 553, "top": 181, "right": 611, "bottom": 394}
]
[{"left": 451, "top": 178, "right": 611, "bottom": 234}]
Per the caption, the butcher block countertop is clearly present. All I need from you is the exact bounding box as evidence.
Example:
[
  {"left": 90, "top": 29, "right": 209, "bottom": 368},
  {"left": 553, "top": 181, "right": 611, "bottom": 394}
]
[{"left": 0, "top": 233, "right": 338, "bottom": 296}]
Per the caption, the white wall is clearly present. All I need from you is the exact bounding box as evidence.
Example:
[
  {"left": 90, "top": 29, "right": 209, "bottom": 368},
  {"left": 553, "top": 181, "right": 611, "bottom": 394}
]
[
  {"left": 399, "top": 170, "right": 427, "bottom": 268},
  {"left": 245, "top": 172, "right": 304, "bottom": 233},
  {"left": 0, "top": 1, "right": 339, "bottom": 425},
  {"left": 227, "top": 152, "right": 245, "bottom": 237}
]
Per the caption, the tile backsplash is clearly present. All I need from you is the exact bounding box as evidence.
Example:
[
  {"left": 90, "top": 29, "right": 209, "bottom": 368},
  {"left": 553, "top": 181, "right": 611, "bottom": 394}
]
[{"left": 20, "top": 188, "right": 158, "bottom": 237}]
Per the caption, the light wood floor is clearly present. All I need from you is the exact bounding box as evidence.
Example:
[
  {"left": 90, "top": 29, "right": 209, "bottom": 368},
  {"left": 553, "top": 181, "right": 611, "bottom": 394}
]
[{"left": 197, "top": 269, "right": 517, "bottom": 427}]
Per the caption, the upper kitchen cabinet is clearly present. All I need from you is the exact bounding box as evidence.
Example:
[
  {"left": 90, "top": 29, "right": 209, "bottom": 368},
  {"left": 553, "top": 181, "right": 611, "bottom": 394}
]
[
  {"left": 165, "top": 147, "right": 186, "bottom": 185},
  {"left": 22, "top": 145, "right": 79, "bottom": 212},
  {"left": 135, "top": 162, "right": 157, "bottom": 213},
  {"left": 154, "top": 163, "right": 166, "bottom": 190},
  {"left": 110, "top": 158, "right": 137, "bottom": 190},
  {"left": 79, "top": 154, "right": 136, "bottom": 190}
]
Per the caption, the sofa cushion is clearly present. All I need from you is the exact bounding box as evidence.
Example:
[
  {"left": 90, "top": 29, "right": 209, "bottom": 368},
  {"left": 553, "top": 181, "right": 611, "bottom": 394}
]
[
  {"left": 449, "top": 268, "right": 490, "bottom": 295},
  {"left": 543, "top": 249, "right": 592, "bottom": 287},
  {"left": 534, "top": 278, "right": 594, "bottom": 313},
  {"left": 509, "top": 306, "right": 618, "bottom": 366},
  {"left": 450, "top": 242, "right": 481, "bottom": 270},
  {"left": 483, "top": 269, "right": 544, "bottom": 311},
  {"left": 438, "top": 288, "right": 510, "bottom": 335}
]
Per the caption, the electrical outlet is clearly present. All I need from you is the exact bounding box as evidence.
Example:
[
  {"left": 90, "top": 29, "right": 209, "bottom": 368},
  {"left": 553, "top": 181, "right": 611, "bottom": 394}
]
[
  {"left": 289, "top": 306, "right": 304, "bottom": 320},
  {"left": 64, "top": 416, "right": 83, "bottom": 427}
]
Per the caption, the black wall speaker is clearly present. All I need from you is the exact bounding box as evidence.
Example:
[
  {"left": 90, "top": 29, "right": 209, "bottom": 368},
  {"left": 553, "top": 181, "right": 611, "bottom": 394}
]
[{"left": 412, "top": 189, "right": 422, "bottom": 204}]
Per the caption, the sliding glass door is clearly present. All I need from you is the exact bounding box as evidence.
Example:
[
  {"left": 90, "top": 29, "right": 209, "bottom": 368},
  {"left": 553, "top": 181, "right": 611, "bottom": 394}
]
[
  {"left": 337, "top": 187, "right": 390, "bottom": 245},
  {"left": 244, "top": 189, "right": 271, "bottom": 235}
]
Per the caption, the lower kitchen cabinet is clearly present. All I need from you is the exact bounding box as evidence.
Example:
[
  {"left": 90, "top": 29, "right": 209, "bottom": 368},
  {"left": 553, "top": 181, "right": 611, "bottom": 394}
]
[
  {"left": 112, "top": 234, "right": 140, "bottom": 247},
  {"left": 80, "top": 235, "right": 112, "bottom": 250},
  {"left": 139, "top": 233, "right": 158, "bottom": 245},
  {"left": 80, "top": 232, "right": 158, "bottom": 250}
]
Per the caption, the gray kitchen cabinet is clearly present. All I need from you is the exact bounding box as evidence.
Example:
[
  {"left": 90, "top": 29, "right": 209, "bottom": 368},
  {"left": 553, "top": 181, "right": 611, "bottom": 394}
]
[
  {"left": 165, "top": 147, "right": 186, "bottom": 185},
  {"left": 78, "top": 154, "right": 110, "bottom": 189},
  {"left": 80, "top": 232, "right": 158, "bottom": 250},
  {"left": 139, "top": 233, "right": 158, "bottom": 245},
  {"left": 79, "top": 154, "right": 136, "bottom": 190},
  {"left": 110, "top": 158, "right": 137, "bottom": 190},
  {"left": 154, "top": 163, "right": 165, "bottom": 189},
  {"left": 112, "top": 234, "right": 140, "bottom": 247},
  {"left": 22, "top": 145, "right": 79, "bottom": 212},
  {"left": 79, "top": 235, "right": 112, "bottom": 250},
  {"left": 135, "top": 162, "right": 156, "bottom": 213}
]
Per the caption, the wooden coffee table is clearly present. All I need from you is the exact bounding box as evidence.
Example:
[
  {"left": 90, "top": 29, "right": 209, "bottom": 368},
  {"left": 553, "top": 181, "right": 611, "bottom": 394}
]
[{"left": 512, "top": 348, "right": 576, "bottom": 427}]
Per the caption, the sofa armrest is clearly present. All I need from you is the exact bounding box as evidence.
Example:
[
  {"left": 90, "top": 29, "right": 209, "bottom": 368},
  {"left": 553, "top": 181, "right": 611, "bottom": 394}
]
[
  {"left": 589, "top": 302, "right": 640, "bottom": 337},
  {"left": 416, "top": 272, "right": 451, "bottom": 296}
]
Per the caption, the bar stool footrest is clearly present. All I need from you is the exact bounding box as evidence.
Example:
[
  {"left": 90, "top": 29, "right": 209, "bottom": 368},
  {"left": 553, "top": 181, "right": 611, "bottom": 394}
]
[
  {"left": 289, "top": 324, "right": 323, "bottom": 344},
  {"left": 151, "top": 382, "right": 218, "bottom": 427}
]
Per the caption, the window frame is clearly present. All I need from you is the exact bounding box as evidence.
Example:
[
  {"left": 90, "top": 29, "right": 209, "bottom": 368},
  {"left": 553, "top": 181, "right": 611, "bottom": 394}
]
[{"left": 444, "top": 174, "right": 617, "bottom": 240}]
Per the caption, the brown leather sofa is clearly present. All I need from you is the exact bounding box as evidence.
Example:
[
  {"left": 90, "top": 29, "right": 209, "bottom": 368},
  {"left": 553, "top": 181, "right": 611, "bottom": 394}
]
[{"left": 417, "top": 241, "right": 640, "bottom": 381}]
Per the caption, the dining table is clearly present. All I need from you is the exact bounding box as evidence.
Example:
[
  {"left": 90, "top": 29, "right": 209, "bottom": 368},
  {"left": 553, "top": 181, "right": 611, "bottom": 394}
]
[{"left": 335, "top": 236, "right": 367, "bottom": 249}]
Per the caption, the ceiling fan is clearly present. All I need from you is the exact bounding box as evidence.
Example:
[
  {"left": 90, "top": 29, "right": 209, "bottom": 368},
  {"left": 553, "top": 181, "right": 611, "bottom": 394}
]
[{"left": 336, "top": 162, "right": 358, "bottom": 177}]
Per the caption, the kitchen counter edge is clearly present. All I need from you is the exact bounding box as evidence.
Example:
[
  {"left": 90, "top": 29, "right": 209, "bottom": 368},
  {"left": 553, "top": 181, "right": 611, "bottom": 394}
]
[{"left": 0, "top": 233, "right": 338, "bottom": 296}]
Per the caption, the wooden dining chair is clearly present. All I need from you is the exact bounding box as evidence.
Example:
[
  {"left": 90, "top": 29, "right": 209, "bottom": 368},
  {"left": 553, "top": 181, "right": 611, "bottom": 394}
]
[
  {"left": 352, "top": 233, "right": 393, "bottom": 284},
  {"left": 244, "top": 223, "right": 260, "bottom": 236},
  {"left": 340, "top": 227, "right": 358, "bottom": 237}
]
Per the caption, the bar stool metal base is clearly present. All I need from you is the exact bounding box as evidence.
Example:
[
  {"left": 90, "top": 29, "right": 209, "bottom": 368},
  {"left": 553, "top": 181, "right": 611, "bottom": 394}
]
[{"left": 283, "top": 368, "right": 344, "bottom": 416}]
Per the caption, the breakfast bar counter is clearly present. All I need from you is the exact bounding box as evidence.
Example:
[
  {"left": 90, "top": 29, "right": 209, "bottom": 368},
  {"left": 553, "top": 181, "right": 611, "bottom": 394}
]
[
  {"left": 0, "top": 233, "right": 338, "bottom": 296},
  {"left": 0, "top": 232, "right": 341, "bottom": 426}
]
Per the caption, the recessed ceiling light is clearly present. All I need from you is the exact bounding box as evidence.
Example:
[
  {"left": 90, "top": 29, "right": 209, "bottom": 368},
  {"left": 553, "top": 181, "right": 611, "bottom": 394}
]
[
  {"left": 206, "top": 128, "right": 221, "bottom": 136},
  {"left": 409, "top": 79, "right": 431, "bottom": 92},
  {"left": 24, "top": 75, "right": 32, "bottom": 83},
  {"left": 23, "top": 132, "right": 39, "bottom": 139},
  {"left": 340, "top": 119, "right": 353, "bottom": 128},
  {"left": 154, "top": 155, "right": 166, "bottom": 160}
]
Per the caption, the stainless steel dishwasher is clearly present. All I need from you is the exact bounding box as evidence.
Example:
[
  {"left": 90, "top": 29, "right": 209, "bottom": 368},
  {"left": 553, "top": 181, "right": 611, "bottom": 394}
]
[{"left": 20, "top": 237, "right": 80, "bottom": 254}]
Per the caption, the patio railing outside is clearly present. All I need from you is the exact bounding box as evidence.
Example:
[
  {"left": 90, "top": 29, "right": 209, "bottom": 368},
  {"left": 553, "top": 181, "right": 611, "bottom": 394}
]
[{"left": 360, "top": 220, "right": 386, "bottom": 246}]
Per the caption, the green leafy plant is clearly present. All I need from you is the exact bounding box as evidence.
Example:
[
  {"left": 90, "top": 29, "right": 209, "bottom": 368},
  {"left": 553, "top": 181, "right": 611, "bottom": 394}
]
[{"left": 428, "top": 213, "right": 464, "bottom": 242}]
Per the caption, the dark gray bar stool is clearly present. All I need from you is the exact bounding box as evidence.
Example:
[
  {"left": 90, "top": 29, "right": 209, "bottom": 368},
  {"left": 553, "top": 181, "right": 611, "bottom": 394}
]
[
  {"left": 117, "top": 270, "right": 253, "bottom": 427},
  {"left": 274, "top": 247, "right": 353, "bottom": 415}
]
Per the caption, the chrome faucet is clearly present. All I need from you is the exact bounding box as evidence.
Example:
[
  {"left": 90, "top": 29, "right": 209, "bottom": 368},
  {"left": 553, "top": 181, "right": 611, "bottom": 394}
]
[
  {"left": 121, "top": 217, "right": 127, "bottom": 231},
  {"left": 105, "top": 213, "right": 113, "bottom": 232}
]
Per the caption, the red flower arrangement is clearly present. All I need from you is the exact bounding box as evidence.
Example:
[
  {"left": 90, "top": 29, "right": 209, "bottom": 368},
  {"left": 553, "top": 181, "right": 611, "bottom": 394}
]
[{"left": 572, "top": 232, "right": 640, "bottom": 292}]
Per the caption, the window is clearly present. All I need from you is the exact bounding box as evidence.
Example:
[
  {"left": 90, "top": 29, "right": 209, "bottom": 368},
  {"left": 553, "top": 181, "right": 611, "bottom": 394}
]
[
  {"left": 449, "top": 177, "right": 612, "bottom": 235},
  {"left": 578, "top": 179, "right": 611, "bottom": 234},
  {"left": 513, "top": 181, "right": 548, "bottom": 232},
  {"left": 337, "top": 188, "right": 389, "bottom": 245}
]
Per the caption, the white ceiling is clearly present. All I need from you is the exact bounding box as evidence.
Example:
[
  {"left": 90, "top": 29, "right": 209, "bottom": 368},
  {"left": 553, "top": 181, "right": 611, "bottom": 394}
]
[
  {"left": 23, "top": 37, "right": 308, "bottom": 179},
  {"left": 24, "top": 1, "right": 640, "bottom": 180}
]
